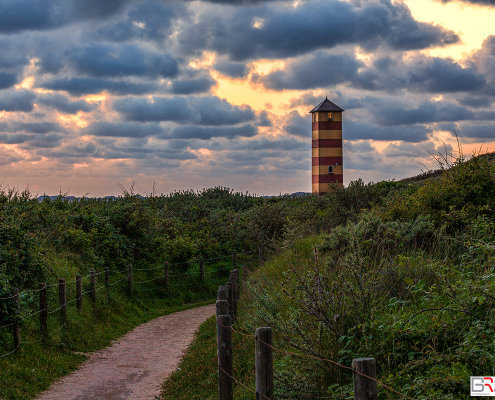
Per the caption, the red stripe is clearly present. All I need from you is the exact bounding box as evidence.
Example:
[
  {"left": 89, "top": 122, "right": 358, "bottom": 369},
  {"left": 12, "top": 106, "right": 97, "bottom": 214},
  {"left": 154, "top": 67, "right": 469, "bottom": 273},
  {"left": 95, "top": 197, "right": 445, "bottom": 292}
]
[
  {"left": 312, "top": 157, "right": 343, "bottom": 166},
  {"left": 312, "top": 174, "right": 344, "bottom": 184},
  {"left": 312, "top": 121, "right": 342, "bottom": 131},
  {"left": 314, "top": 139, "right": 342, "bottom": 148}
]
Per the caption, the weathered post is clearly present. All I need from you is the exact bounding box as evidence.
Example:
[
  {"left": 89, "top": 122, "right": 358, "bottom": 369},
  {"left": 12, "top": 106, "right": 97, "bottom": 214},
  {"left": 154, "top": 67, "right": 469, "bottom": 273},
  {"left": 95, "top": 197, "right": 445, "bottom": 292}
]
[
  {"left": 200, "top": 258, "right": 204, "bottom": 283},
  {"left": 232, "top": 252, "right": 237, "bottom": 270},
  {"left": 216, "top": 300, "right": 229, "bottom": 320},
  {"left": 217, "top": 285, "right": 229, "bottom": 302},
  {"left": 227, "top": 276, "right": 234, "bottom": 320},
  {"left": 58, "top": 279, "right": 67, "bottom": 323},
  {"left": 233, "top": 269, "right": 239, "bottom": 318},
  {"left": 352, "top": 358, "right": 378, "bottom": 400},
  {"left": 39, "top": 283, "right": 48, "bottom": 336},
  {"left": 255, "top": 327, "right": 273, "bottom": 400},
  {"left": 90, "top": 271, "right": 96, "bottom": 302},
  {"left": 164, "top": 261, "right": 169, "bottom": 289},
  {"left": 258, "top": 246, "right": 263, "bottom": 266},
  {"left": 76, "top": 275, "right": 82, "bottom": 310},
  {"left": 12, "top": 288, "right": 21, "bottom": 351},
  {"left": 217, "top": 314, "right": 233, "bottom": 400},
  {"left": 127, "top": 264, "right": 133, "bottom": 296},
  {"left": 105, "top": 267, "right": 110, "bottom": 302}
]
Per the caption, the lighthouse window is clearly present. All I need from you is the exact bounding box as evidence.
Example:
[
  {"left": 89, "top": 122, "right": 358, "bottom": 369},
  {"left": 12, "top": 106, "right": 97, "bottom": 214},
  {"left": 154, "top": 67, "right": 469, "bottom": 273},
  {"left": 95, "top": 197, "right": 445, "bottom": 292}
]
[
  {"left": 314, "top": 139, "right": 317, "bottom": 148},
  {"left": 327, "top": 113, "right": 333, "bottom": 121},
  {"left": 328, "top": 165, "right": 334, "bottom": 174},
  {"left": 313, "top": 114, "right": 316, "bottom": 122}
]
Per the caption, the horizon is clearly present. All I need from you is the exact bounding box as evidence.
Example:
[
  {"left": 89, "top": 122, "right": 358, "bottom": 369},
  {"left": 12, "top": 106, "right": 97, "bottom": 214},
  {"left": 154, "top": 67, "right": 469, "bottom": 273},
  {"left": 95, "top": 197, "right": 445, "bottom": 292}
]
[{"left": 0, "top": 0, "right": 494, "bottom": 197}]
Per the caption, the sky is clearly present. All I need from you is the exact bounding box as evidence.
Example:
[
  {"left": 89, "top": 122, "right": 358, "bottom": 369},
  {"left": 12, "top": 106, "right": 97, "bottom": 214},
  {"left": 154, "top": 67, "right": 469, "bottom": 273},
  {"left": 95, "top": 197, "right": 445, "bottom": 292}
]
[{"left": 0, "top": 0, "right": 494, "bottom": 197}]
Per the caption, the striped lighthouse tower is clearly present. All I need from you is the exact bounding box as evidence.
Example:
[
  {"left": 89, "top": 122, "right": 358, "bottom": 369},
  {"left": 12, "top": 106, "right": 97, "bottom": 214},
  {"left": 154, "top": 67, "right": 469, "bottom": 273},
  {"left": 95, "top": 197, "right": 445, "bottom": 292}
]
[{"left": 310, "top": 97, "right": 344, "bottom": 193}]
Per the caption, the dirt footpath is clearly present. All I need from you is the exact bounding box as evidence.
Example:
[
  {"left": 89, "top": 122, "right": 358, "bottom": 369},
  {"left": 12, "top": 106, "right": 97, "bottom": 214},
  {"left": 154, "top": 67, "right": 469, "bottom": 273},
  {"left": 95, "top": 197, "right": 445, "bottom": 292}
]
[{"left": 36, "top": 304, "right": 216, "bottom": 400}]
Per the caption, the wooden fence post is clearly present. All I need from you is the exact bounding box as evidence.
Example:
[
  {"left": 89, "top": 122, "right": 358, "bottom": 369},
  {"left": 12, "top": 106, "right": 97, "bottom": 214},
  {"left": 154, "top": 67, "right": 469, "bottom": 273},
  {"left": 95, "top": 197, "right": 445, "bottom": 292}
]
[
  {"left": 76, "top": 275, "right": 82, "bottom": 310},
  {"left": 127, "top": 264, "right": 133, "bottom": 296},
  {"left": 225, "top": 283, "right": 231, "bottom": 316},
  {"left": 164, "top": 261, "right": 169, "bottom": 289},
  {"left": 233, "top": 269, "right": 239, "bottom": 318},
  {"left": 200, "top": 258, "right": 204, "bottom": 282},
  {"left": 232, "top": 252, "right": 237, "bottom": 269},
  {"left": 105, "top": 267, "right": 110, "bottom": 302},
  {"left": 216, "top": 300, "right": 229, "bottom": 320},
  {"left": 39, "top": 283, "right": 48, "bottom": 336},
  {"left": 90, "top": 271, "right": 96, "bottom": 302},
  {"left": 352, "top": 358, "right": 378, "bottom": 400},
  {"left": 217, "top": 314, "right": 233, "bottom": 400},
  {"left": 256, "top": 327, "right": 273, "bottom": 400},
  {"left": 258, "top": 246, "right": 263, "bottom": 266},
  {"left": 227, "top": 276, "right": 235, "bottom": 320},
  {"left": 12, "top": 288, "right": 21, "bottom": 351},
  {"left": 59, "top": 279, "right": 67, "bottom": 323},
  {"left": 217, "top": 285, "right": 228, "bottom": 302}
]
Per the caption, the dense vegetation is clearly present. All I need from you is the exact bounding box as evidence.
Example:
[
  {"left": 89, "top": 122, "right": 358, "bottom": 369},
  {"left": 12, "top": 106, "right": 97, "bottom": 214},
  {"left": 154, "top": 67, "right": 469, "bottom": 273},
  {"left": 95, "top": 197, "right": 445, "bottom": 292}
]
[{"left": 162, "top": 153, "right": 495, "bottom": 400}]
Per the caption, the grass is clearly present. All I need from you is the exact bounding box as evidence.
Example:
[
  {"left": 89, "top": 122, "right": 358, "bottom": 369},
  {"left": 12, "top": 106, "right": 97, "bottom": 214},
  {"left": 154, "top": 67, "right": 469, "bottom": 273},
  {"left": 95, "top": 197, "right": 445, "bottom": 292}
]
[
  {"left": 0, "top": 254, "right": 245, "bottom": 400},
  {"left": 161, "top": 315, "right": 256, "bottom": 400}
]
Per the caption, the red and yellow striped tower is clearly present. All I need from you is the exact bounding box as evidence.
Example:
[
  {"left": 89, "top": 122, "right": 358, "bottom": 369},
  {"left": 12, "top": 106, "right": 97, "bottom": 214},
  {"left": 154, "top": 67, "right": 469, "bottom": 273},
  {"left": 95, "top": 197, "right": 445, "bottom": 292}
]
[{"left": 310, "top": 97, "right": 344, "bottom": 193}]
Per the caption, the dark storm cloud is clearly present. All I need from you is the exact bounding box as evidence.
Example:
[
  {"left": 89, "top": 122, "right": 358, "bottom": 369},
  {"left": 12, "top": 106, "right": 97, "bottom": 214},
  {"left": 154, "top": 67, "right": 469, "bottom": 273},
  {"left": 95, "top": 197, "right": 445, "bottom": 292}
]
[
  {"left": 113, "top": 96, "right": 256, "bottom": 125},
  {"left": 0, "top": 0, "right": 132, "bottom": 33},
  {"left": 213, "top": 61, "right": 249, "bottom": 79},
  {"left": 39, "top": 52, "right": 64, "bottom": 74},
  {"left": 372, "top": 102, "right": 476, "bottom": 126},
  {"left": 409, "top": 57, "right": 486, "bottom": 93},
  {"left": 167, "top": 124, "right": 257, "bottom": 140},
  {"left": 67, "top": 44, "right": 179, "bottom": 78},
  {"left": 345, "top": 121, "right": 431, "bottom": 142},
  {"left": 256, "top": 110, "right": 272, "bottom": 127},
  {"left": 83, "top": 122, "right": 165, "bottom": 138},
  {"left": 95, "top": 0, "right": 185, "bottom": 42},
  {"left": 170, "top": 76, "right": 216, "bottom": 95},
  {"left": 0, "top": 72, "right": 18, "bottom": 89},
  {"left": 10, "top": 122, "right": 65, "bottom": 134},
  {"left": 41, "top": 77, "right": 157, "bottom": 96},
  {"left": 283, "top": 111, "right": 309, "bottom": 137},
  {"left": 453, "top": 123, "right": 495, "bottom": 139},
  {"left": 178, "top": 0, "right": 459, "bottom": 61},
  {"left": 471, "top": 36, "right": 495, "bottom": 96},
  {"left": 113, "top": 96, "right": 194, "bottom": 122},
  {"left": 253, "top": 53, "right": 363, "bottom": 90},
  {"left": 0, "top": 38, "right": 29, "bottom": 69},
  {"left": 37, "top": 93, "right": 97, "bottom": 114},
  {"left": 23, "top": 133, "right": 63, "bottom": 149},
  {"left": 189, "top": 97, "right": 255, "bottom": 126},
  {"left": 0, "top": 133, "right": 32, "bottom": 144},
  {"left": 0, "top": 89, "right": 36, "bottom": 112},
  {"left": 37, "top": 142, "right": 98, "bottom": 159}
]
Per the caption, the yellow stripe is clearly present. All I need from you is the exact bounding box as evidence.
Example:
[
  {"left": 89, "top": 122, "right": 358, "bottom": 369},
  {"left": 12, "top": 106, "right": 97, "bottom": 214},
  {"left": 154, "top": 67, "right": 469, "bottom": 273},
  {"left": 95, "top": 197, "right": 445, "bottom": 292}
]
[
  {"left": 312, "top": 130, "right": 342, "bottom": 140},
  {"left": 312, "top": 165, "right": 344, "bottom": 175},
  {"left": 312, "top": 147, "right": 342, "bottom": 157}
]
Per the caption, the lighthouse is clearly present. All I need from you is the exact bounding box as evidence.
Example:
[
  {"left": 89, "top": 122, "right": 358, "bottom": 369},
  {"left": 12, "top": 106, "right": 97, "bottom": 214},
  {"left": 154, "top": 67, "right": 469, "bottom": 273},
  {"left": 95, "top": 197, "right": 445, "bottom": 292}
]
[{"left": 309, "top": 97, "right": 344, "bottom": 193}]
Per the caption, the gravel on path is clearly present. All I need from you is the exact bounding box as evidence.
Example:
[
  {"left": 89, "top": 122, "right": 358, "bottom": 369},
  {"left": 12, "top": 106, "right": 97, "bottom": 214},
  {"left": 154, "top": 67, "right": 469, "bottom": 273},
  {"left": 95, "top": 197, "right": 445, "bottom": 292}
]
[{"left": 36, "top": 304, "right": 216, "bottom": 400}]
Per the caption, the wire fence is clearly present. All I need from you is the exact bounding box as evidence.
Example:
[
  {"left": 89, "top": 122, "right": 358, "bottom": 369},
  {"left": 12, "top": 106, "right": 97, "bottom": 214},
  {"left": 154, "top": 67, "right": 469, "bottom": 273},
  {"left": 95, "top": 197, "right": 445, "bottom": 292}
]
[
  {"left": 0, "top": 248, "right": 260, "bottom": 358},
  {"left": 214, "top": 274, "right": 415, "bottom": 400}
]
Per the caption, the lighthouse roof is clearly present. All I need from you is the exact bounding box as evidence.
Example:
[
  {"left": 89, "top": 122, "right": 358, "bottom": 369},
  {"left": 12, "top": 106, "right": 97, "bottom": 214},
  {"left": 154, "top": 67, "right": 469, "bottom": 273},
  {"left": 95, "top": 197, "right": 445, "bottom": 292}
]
[{"left": 309, "top": 97, "right": 345, "bottom": 113}]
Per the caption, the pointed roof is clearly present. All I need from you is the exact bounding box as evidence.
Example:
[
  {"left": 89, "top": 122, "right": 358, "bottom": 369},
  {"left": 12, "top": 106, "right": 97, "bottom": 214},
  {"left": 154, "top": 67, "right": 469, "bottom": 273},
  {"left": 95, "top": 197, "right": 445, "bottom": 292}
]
[{"left": 309, "top": 97, "right": 345, "bottom": 113}]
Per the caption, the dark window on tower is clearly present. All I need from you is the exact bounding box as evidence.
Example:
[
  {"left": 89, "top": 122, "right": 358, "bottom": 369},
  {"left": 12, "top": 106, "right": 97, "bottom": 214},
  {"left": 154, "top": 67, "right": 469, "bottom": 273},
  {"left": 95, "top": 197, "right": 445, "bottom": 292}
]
[
  {"left": 314, "top": 139, "right": 317, "bottom": 148},
  {"left": 313, "top": 114, "right": 316, "bottom": 122},
  {"left": 327, "top": 112, "right": 333, "bottom": 121},
  {"left": 328, "top": 165, "right": 334, "bottom": 174}
]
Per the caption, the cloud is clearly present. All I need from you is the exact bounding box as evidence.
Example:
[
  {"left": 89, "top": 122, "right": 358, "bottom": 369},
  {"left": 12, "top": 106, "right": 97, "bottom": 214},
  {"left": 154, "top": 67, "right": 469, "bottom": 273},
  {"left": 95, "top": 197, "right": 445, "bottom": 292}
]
[
  {"left": 345, "top": 120, "right": 431, "bottom": 142},
  {"left": 372, "top": 102, "right": 476, "bottom": 126},
  {"left": 437, "top": 0, "right": 495, "bottom": 5},
  {"left": 409, "top": 57, "right": 486, "bottom": 93},
  {"left": 10, "top": 122, "right": 65, "bottom": 134},
  {"left": 167, "top": 124, "right": 257, "bottom": 140},
  {"left": 253, "top": 52, "right": 363, "bottom": 90},
  {"left": 67, "top": 44, "right": 179, "bottom": 78},
  {"left": 178, "top": 0, "right": 459, "bottom": 61},
  {"left": 453, "top": 123, "right": 495, "bottom": 139},
  {"left": 283, "top": 111, "right": 309, "bottom": 137},
  {"left": 214, "top": 60, "right": 249, "bottom": 78},
  {"left": 113, "top": 95, "right": 255, "bottom": 125},
  {"left": 0, "top": 72, "right": 18, "bottom": 89},
  {"left": 112, "top": 96, "right": 195, "bottom": 122},
  {"left": 0, "top": 147, "right": 23, "bottom": 166},
  {"left": 170, "top": 76, "right": 216, "bottom": 94},
  {"left": 0, "top": 89, "right": 36, "bottom": 112},
  {"left": 83, "top": 122, "right": 165, "bottom": 138},
  {"left": 458, "top": 96, "right": 493, "bottom": 108},
  {"left": 471, "top": 35, "right": 495, "bottom": 96},
  {"left": 37, "top": 93, "right": 97, "bottom": 114},
  {"left": 41, "top": 77, "right": 157, "bottom": 96}
]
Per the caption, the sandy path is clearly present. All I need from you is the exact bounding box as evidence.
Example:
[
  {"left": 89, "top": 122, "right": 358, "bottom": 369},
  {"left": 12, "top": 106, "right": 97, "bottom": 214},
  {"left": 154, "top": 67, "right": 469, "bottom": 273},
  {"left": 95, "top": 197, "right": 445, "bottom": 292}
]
[{"left": 36, "top": 304, "right": 216, "bottom": 400}]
